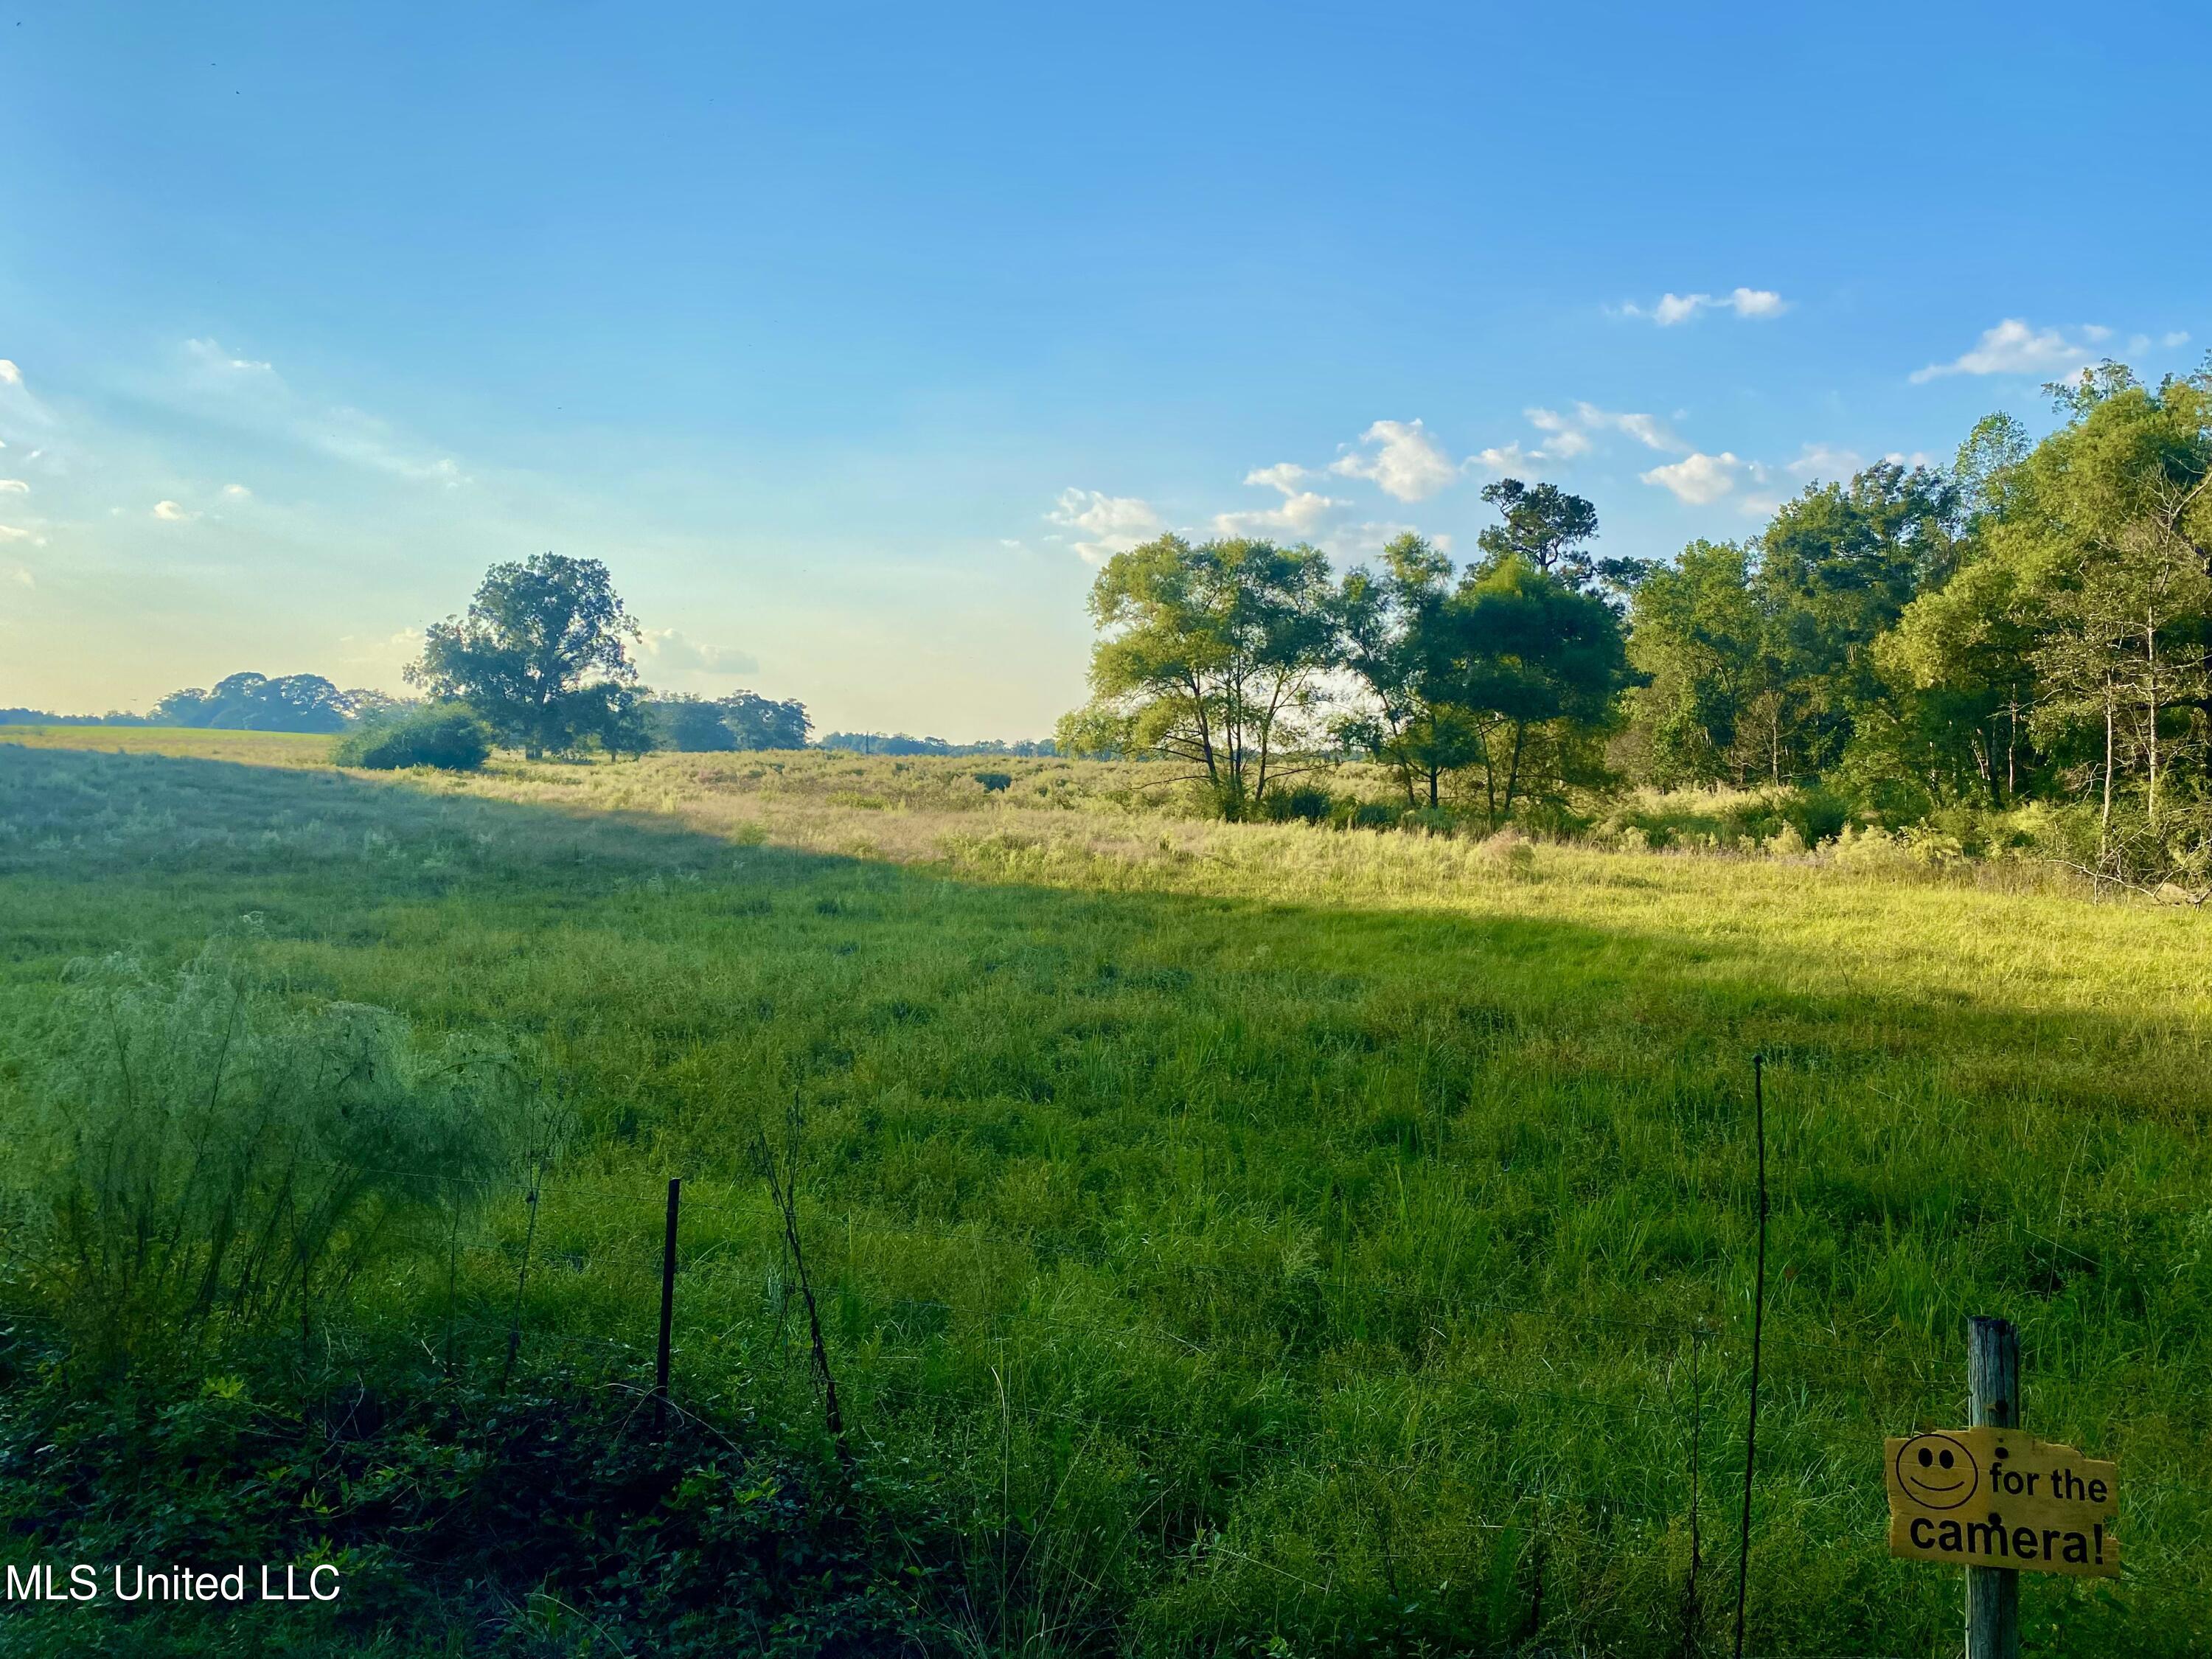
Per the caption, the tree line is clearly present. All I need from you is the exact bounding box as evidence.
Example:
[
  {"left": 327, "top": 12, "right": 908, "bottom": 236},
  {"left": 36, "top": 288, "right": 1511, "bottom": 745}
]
[{"left": 1062, "top": 361, "right": 2212, "bottom": 887}]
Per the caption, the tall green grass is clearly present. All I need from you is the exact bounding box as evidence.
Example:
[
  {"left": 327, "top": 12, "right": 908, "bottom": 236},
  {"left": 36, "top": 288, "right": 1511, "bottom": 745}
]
[{"left": 1, "top": 733, "right": 2208, "bottom": 1655}]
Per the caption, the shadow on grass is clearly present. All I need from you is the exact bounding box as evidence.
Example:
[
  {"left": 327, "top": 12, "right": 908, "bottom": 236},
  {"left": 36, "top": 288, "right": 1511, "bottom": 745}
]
[{"left": 4, "top": 743, "right": 2207, "bottom": 1656}]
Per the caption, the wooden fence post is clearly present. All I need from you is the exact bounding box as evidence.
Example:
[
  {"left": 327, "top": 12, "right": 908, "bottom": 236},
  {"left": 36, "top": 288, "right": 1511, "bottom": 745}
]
[
  {"left": 655, "top": 1177, "right": 681, "bottom": 1433},
  {"left": 1966, "top": 1315, "right": 2020, "bottom": 1659}
]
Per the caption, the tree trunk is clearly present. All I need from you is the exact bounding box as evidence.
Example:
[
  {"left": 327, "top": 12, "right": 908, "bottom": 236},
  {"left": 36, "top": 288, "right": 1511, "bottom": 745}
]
[
  {"left": 2101, "top": 675, "right": 2115, "bottom": 860},
  {"left": 1502, "top": 722, "right": 1528, "bottom": 824},
  {"left": 2146, "top": 610, "right": 2160, "bottom": 830}
]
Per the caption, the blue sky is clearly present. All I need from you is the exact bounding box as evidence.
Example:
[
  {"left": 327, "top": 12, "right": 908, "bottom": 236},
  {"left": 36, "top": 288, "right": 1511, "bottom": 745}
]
[{"left": 2, "top": 1, "right": 2206, "bottom": 736}]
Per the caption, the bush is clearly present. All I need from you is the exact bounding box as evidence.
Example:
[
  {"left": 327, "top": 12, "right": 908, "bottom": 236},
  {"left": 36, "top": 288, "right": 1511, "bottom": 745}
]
[
  {"left": 1, "top": 942, "right": 522, "bottom": 1364},
  {"left": 973, "top": 771, "right": 1013, "bottom": 793},
  {"left": 334, "top": 706, "right": 493, "bottom": 771},
  {"left": 1337, "top": 800, "right": 1402, "bottom": 832},
  {"left": 1779, "top": 786, "right": 1851, "bottom": 848},
  {"left": 1265, "top": 784, "right": 1338, "bottom": 824}
]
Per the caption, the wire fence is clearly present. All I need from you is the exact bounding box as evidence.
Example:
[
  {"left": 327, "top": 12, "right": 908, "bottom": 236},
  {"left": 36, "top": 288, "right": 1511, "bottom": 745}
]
[{"left": 283, "top": 1144, "right": 2111, "bottom": 1658}]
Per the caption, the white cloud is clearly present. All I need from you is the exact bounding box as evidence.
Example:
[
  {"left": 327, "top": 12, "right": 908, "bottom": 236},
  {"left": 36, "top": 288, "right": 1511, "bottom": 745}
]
[
  {"left": 1327, "top": 418, "right": 1460, "bottom": 501},
  {"left": 175, "top": 338, "right": 470, "bottom": 487},
  {"left": 0, "top": 361, "right": 20, "bottom": 386},
  {"left": 184, "top": 338, "right": 274, "bottom": 375},
  {"left": 0, "top": 479, "right": 26, "bottom": 493},
  {"left": 1559, "top": 403, "right": 1679, "bottom": 451},
  {"left": 1475, "top": 403, "right": 1682, "bottom": 473},
  {"left": 1787, "top": 442, "right": 1863, "bottom": 479},
  {"left": 638, "top": 630, "right": 760, "bottom": 677},
  {"left": 1470, "top": 442, "right": 1541, "bottom": 473},
  {"left": 1736, "top": 495, "right": 1783, "bottom": 519},
  {"left": 1211, "top": 465, "right": 1346, "bottom": 539},
  {"left": 1910, "top": 318, "right": 2112, "bottom": 383},
  {"left": 222, "top": 483, "right": 252, "bottom": 498},
  {"left": 151, "top": 499, "right": 195, "bottom": 521},
  {"left": 2163, "top": 330, "right": 2192, "bottom": 348},
  {"left": 1047, "top": 487, "right": 1166, "bottom": 564},
  {"left": 1641, "top": 451, "right": 1742, "bottom": 505},
  {"left": 1619, "top": 288, "right": 1790, "bottom": 325},
  {"left": 0, "top": 524, "right": 35, "bottom": 542},
  {"left": 9, "top": 566, "right": 30, "bottom": 587},
  {"left": 1524, "top": 411, "right": 1593, "bottom": 459}
]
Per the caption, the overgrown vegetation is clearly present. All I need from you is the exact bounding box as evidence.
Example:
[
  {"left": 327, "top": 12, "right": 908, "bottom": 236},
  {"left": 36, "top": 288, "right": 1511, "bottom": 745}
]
[
  {"left": 2, "top": 732, "right": 2207, "bottom": 1655},
  {"left": 331, "top": 703, "right": 493, "bottom": 771}
]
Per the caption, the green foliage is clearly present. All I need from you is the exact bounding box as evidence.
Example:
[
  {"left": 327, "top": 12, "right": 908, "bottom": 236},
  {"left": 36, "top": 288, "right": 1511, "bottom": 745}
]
[
  {"left": 1, "top": 940, "right": 519, "bottom": 1364},
  {"left": 720, "top": 690, "right": 813, "bottom": 751},
  {"left": 661, "top": 693, "right": 740, "bottom": 751},
  {"left": 409, "top": 553, "right": 649, "bottom": 759},
  {"left": 1074, "top": 533, "right": 1338, "bottom": 819},
  {"left": 1261, "top": 782, "right": 1336, "bottom": 823},
  {"left": 0, "top": 1350, "right": 950, "bottom": 1657},
  {"left": 152, "top": 671, "right": 360, "bottom": 734},
  {"left": 332, "top": 703, "right": 493, "bottom": 771},
  {"left": 7, "top": 738, "right": 2212, "bottom": 1654},
  {"left": 1426, "top": 554, "right": 1635, "bottom": 826}
]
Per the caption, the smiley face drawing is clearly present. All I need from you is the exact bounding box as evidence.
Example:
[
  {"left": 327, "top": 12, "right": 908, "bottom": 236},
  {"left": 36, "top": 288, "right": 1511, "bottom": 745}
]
[{"left": 1895, "top": 1433, "right": 1980, "bottom": 1509}]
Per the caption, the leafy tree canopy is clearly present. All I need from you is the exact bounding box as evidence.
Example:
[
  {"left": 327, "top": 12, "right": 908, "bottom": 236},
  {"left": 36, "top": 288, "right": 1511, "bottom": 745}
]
[{"left": 408, "top": 554, "right": 648, "bottom": 759}]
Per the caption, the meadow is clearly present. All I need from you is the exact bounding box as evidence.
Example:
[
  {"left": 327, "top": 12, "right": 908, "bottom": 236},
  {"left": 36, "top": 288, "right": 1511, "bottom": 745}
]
[{"left": 2, "top": 727, "right": 2209, "bottom": 1655}]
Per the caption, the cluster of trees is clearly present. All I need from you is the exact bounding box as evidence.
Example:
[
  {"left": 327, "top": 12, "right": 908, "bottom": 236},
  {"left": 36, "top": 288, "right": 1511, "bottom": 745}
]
[
  {"left": 1060, "top": 479, "right": 1638, "bottom": 826},
  {"left": 152, "top": 672, "right": 403, "bottom": 733},
  {"left": 406, "top": 554, "right": 813, "bottom": 757},
  {"left": 654, "top": 692, "right": 812, "bottom": 752},
  {"left": 1065, "top": 362, "right": 2212, "bottom": 885},
  {"left": 1630, "top": 364, "right": 2211, "bottom": 883}
]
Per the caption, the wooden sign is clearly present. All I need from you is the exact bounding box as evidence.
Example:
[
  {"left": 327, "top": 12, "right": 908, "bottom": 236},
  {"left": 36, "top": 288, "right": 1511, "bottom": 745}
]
[{"left": 1885, "top": 1427, "right": 2118, "bottom": 1579}]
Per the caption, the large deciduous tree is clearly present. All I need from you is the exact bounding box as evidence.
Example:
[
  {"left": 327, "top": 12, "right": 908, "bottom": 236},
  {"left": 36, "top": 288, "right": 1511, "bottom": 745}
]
[
  {"left": 409, "top": 554, "right": 648, "bottom": 759},
  {"left": 1065, "top": 534, "right": 1338, "bottom": 819}
]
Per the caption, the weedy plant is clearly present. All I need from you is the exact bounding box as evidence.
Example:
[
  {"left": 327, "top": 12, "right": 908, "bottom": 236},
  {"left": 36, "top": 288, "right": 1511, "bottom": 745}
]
[{"left": 1, "top": 936, "right": 524, "bottom": 1368}]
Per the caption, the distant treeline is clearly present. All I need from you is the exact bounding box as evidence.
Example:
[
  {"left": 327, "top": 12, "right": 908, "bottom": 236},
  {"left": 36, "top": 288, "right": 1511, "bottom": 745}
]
[
  {"left": 818, "top": 731, "right": 1057, "bottom": 757},
  {"left": 4, "top": 673, "right": 403, "bottom": 734},
  {"left": 4, "top": 673, "right": 1047, "bottom": 759}
]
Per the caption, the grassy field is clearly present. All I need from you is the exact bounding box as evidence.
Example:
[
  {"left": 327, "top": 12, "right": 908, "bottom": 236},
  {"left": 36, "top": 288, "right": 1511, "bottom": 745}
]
[{"left": 3, "top": 727, "right": 2209, "bottom": 1655}]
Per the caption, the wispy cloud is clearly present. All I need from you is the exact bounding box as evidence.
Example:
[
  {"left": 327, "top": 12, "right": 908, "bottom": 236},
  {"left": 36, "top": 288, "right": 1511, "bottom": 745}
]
[
  {"left": 1327, "top": 419, "right": 1460, "bottom": 502},
  {"left": 1047, "top": 487, "right": 1165, "bottom": 564},
  {"left": 1213, "top": 465, "right": 1347, "bottom": 539},
  {"left": 637, "top": 628, "right": 759, "bottom": 677},
  {"left": 1909, "top": 318, "right": 2115, "bottom": 383},
  {"left": 176, "top": 338, "right": 471, "bottom": 486},
  {"left": 0, "top": 479, "right": 27, "bottom": 493},
  {"left": 1641, "top": 451, "right": 1743, "bottom": 504},
  {"left": 1472, "top": 403, "right": 1682, "bottom": 473},
  {"left": 1617, "top": 288, "right": 1789, "bottom": 325}
]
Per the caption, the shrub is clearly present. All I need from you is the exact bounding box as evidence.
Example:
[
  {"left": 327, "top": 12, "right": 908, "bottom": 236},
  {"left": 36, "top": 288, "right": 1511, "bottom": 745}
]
[
  {"left": 334, "top": 706, "right": 493, "bottom": 771},
  {"left": 973, "top": 771, "right": 1013, "bottom": 793},
  {"left": 1265, "top": 785, "right": 1337, "bottom": 824},
  {"left": 1, "top": 942, "right": 521, "bottom": 1364},
  {"left": 1779, "top": 786, "right": 1851, "bottom": 848}
]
